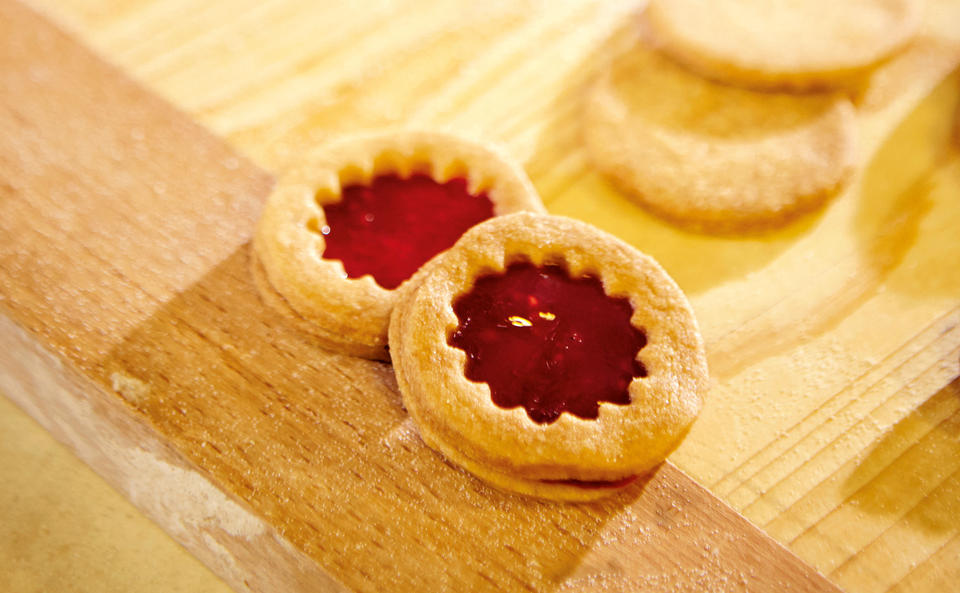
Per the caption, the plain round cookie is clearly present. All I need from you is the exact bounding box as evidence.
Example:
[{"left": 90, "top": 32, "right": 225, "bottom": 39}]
[
  {"left": 646, "top": 0, "right": 924, "bottom": 91},
  {"left": 584, "top": 44, "right": 858, "bottom": 234},
  {"left": 253, "top": 131, "right": 544, "bottom": 360},
  {"left": 389, "top": 213, "right": 708, "bottom": 500}
]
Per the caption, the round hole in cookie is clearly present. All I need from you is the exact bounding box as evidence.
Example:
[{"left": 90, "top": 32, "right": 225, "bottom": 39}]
[
  {"left": 316, "top": 172, "right": 496, "bottom": 290},
  {"left": 447, "top": 259, "right": 649, "bottom": 425}
]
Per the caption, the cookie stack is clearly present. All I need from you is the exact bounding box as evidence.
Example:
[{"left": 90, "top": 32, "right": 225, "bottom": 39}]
[
  {"left": 389, "top": 213, "right": 707, "bottom": 501},
  {"left": 585, "top": 0, "right": 924, "bottom": 233}
]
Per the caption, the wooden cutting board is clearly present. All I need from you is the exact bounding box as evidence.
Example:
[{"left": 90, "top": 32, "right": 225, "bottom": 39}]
[{"left": 1, "top": 1, "right": 959, "bottom": 592}]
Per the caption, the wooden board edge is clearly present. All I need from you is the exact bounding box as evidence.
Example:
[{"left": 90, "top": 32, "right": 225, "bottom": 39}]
[{"left": 0, "top": 312, "right": 350, "bottom": 593}]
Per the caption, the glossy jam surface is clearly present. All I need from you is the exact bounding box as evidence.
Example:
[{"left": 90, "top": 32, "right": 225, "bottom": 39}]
[
  {"left": 321, "top": 174, "right": 494, "bottom": 290},
  {"left": 449, "top": 261, "right": 648, "bottom": 424}
]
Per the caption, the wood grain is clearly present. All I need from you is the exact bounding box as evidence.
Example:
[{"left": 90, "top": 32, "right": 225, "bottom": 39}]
[
  {"left": 2, "top": 0, "right": 960, "bottom": 592},
  {"left": 0, "top": 1, "right": 843, "bottom": 592}
]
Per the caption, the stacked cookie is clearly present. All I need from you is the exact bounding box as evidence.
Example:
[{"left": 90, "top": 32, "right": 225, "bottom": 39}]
[
  {"left": 586, "top": 0, "right": 924, "bottom": 233},
  {"left": 389, "top": 213, "right": 707, "bottom": 501},
  {"left": 253, "top": 131, "right": 708, "bottom": 501},
  {"left": 253, "top": 131, "right": 545, "bottom": 360}
]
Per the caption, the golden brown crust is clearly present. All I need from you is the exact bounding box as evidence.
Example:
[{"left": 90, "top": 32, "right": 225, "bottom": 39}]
[
  {"left": 253, "top": 131, "right": 544, "bottom": 360},
  {"left": 389, "top": 213, "right": 708, "bottom": 499},
  {"left": 414, "top": 416, "right": 647, "bottom": 502},
  {"left": 249, "top": 245, "right": 391, "bottom": 360},
  {"left": 645, "top": 0, "right": 924, "bottom": 92},
  {"left": 955, "top": 99, "right": 960, "bottom": 148},
  {"left": 584, "top": 44, "right": 859, "bottom": 234}
]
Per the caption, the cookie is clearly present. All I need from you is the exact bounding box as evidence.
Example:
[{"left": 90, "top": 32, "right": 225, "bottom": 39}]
[
  {"left": 584, "top": 44, "right": 858, "bottom": 234},
  {"left": 955, "top": 98, "right": 960, "bottom": 148},
  {"left": 389, "top": 213, "right": 708, "bottom": 500},
  {"left": 645, "top": 0, "right": 924, "bottom": 91},
  {"left": 253, "top": 131, "right": 544, "bottom": 360}
]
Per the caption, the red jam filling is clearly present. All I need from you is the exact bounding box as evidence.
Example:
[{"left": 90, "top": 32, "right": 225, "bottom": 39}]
[
  {"left": 321, "top": 173, "right": 494, "bottom": 290},
  {"left": 448, "top": 261, "right": 648, "bottom": 424},
  {"left": 546, "top": 475, "right": 639, "bottom": 490}
]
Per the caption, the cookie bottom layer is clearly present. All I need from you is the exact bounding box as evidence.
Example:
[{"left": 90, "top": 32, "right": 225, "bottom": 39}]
[
  {"left": 250, "top": 246, "right": 391, "bottom": 361},
  {"left": 401, "top": 378, "right": 643, "bottom": 502},
  {"left": 418, "top": 415, "right": 643, "bottom": 502}
]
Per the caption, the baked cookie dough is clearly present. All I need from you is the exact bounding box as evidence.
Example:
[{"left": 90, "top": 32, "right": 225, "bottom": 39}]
[
  {"left": 645, "top": 0, "right": 924, "bottom": 91},
  {"left": 253, "top": 131, "right": 544, "bottom": 360},
  {"left": 955, "top": 98, "right": 960, "bottom": 148},
  {"left": 390, "top": 213, "right": 708, "bottom": 500},
  {"left": 584, "top": 44, "right": 858, "bottom": 234}
]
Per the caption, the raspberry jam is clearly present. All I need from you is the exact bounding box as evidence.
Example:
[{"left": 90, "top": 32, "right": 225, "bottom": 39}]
[
  {"left": 549, "top": 475, "right": 639, "bottom": 490},
  {"left": 448, "top": 261, "right": 648, "bottom": 424},
  {"left": 321, "top": 174, "right": 494, "bottom": 290}
]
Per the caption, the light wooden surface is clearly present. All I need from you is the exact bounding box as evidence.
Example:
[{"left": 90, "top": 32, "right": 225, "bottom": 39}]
[
  {"left": 0, "top": 2, "right": 845, "bottom": 592},
  {"left": 1, "top": 0, "right": 959, "bottom": 592},
  {"left": 0, "top": 2, "right": 848, "bottom": 593}
]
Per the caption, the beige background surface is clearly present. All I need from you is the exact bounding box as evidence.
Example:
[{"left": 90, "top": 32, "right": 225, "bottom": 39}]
[{"left": 0, "top": 394, "right": 233, "bottom": 593}]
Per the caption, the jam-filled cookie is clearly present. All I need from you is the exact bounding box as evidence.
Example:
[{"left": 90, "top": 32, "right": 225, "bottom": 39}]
[
  {"left": 645, "top": 0, "right": 924, "bottom": 91},
  {"left": 389, "top": 213, "right": 708, "bottom": 500},
  {"left": 253, "top": 131, "right": 544, "bottom": 360},
  {"left": 585, "top": 43, "right": 858, "bottom": 234}
]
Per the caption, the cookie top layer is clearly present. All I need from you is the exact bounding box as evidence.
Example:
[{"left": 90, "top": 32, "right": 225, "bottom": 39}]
[
  {"left": 389, "top": 213, "right": 708, "bottom": 490},
  {"left": 646, "top": 0, "right": 924, "bottom": 90},
  {"left": 253, "top": 131, "right": 544, "bottom": 360},
  {"left": 585, "top": 44, "right": 858, "bottom": 233}
]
